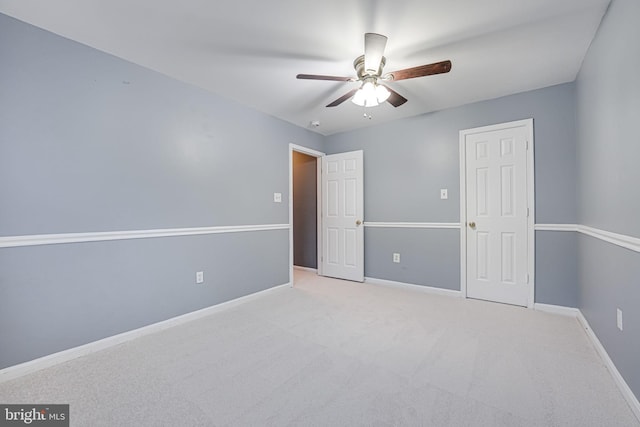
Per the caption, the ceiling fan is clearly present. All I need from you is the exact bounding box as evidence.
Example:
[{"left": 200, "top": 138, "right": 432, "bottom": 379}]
[{"left": 297, "top": 33, "right": 452, "bottom": 108}]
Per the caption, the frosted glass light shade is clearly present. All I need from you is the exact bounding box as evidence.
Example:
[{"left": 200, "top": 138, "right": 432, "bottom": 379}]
[
  {"left": 375, "top": 84, "right": 390, "bottom": 103},
  {"left": 352, "top": 81, "right": 390, "bottom": 107}
]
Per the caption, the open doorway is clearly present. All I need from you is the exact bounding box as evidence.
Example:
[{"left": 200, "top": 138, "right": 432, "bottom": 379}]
[
  {"left": 288, "top": 144, "right": 324, "bottom": 286},
  {"left": 293, "top": 151, "right": 318, "bottom": 270}
]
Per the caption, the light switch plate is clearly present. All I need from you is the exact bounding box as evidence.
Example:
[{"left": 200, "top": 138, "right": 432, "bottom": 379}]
[
  {"left": 440, "top": 189, "right": 448, "bottom": 199},
  {"left": 196, "top": 271, "right": 204, "bottom": 284},
  {"left": 273, "top": 193, "right": 282, "bottom": 203}
]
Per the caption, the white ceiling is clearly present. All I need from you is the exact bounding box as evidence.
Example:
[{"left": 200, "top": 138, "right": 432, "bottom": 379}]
[{"left": 0, "top": 0, "right": 610, "bottom": 135}]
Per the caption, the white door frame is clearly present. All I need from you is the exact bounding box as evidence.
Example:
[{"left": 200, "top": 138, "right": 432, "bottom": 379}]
[
  {"left": 289, "top": 143, "right": 325, "bottom": 286},
  {"left": 458, "top": 119, "right": 535, "bottom": 308}
]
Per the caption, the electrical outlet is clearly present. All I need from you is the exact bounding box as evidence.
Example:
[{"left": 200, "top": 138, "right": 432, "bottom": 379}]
[
  {"left": 196, "top": 271, "right": 204, "bottom": 284},
  {"left": 273, "top": 192, "right": 282, "bottom": 203},
  {"left": 617, "top": 308, "right": 623, "bottom": 331},
  {"left": 440, "top": 189, "right": 448, "bottom": 199},
  {"left": 393, "top": 253, "right": 400, "bottom": 263}
]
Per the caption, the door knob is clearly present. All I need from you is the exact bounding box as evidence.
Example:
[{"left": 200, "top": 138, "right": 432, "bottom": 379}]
[
  {"left": 468, "top": 221, "right": 476, "bottom": 229},
  {"left": 356, "top": 220, "right": 362, "bottom": 226}
]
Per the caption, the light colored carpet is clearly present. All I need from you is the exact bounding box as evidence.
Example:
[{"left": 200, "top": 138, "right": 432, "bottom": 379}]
[{"left": 1, "top": 270, "right": 637, "bottom": 426}]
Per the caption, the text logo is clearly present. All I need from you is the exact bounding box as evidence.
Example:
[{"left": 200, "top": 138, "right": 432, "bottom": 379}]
[{"left": 0, "top": 405, "right": 68, "bottom": 426}]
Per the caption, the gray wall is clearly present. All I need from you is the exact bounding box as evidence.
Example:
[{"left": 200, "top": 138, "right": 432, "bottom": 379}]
[
  {"left": 325, "top": 83, "right": 578, "bottom": 305},
  {"left": 292, "top": 151, "right": 317, "bottom": 269},
  {"left": 365, "top": 228, "right": 460, "bottom": 290},
  {"left": 575, "top": 0, "right": 640, "bottom": 400},
  {"left": 535, "top": 231, "right": 578, "bottom": 307},
  {"left": 0, "top": 231, "right": 287, "bottom": 368},
  {"left": 0, "top": 14, "right": 323, "bottom": 369}
]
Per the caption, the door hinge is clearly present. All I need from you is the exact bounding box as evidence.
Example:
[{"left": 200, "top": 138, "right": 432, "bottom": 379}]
[
  {"left": 527, "top": 207, "right": 530, "bottom": 217},
  {"left": 526, "top": 140, "right": 529, "bottom": 150},
  {"left": 526, "top": 273, "right": 530, "bottom": 284}
]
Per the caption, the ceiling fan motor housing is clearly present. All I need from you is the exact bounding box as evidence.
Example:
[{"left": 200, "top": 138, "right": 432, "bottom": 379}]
[{"left": 353, "top": 54, "right": 386, "bottom": 80}]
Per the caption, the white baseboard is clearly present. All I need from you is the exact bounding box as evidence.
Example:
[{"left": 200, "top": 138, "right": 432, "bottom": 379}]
[
  {"left": 364, "top": 277, "right": 462, "bottom": 298},
  {"left": 0, "top": 282, "right": 291, "bottom": 384},
  {"left": 533, "top": 303, "right": 579, "bottom": 317},
  {"left": 293, "top": 265, "right": 318, "bottom": 273},
  {"left": 576, "top": 311, "right": 640, "bottom": 421}
]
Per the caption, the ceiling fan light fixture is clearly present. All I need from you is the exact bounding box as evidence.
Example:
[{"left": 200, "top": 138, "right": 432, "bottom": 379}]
[{"left": 352, "top": 79, "right": 389, "bottom": 107}]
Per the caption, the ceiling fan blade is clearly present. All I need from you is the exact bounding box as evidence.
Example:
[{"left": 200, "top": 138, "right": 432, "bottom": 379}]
[
  {"left": 326, "top": 89, "right": 358, "bottom": 107},
  {"left": 297, "top": 74, "right": 353, "bottom": 81},
  {"left": 386, "top": 60, "right": 452, "bottom": 81},
  {"left": 381, "top": 84, "right": 408, "bottom": 107},
  {"left": 364, "top": 33, "right": 388, "bottom": 73}
]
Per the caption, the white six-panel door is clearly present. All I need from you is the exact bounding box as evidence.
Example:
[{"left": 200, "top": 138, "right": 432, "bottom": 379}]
[
  {"left": 321, "top": 150, "right": 364, "bottom": 282},
  {"left": 463, "top": 121, "right": 531, "bottom": 307}
]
